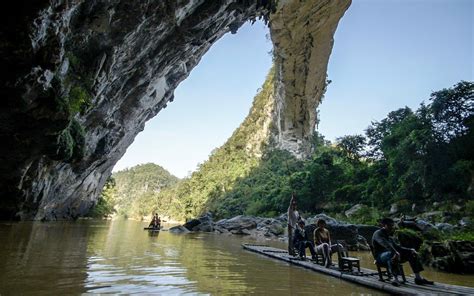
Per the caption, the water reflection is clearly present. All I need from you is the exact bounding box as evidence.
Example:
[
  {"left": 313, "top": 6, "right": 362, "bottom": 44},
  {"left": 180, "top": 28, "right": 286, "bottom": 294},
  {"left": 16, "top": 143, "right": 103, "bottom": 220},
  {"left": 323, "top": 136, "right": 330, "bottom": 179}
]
[
  {"left": 0, "top": 221, "right": 89, "bottom": 295},
  {"left": 8, "top": 220, "right": 472, "bottom": 295}
]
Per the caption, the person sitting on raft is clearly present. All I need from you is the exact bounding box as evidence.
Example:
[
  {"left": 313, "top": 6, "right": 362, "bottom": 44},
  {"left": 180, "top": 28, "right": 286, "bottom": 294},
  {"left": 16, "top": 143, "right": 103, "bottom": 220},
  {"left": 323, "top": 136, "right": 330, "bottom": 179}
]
[
  {"left": 293, "top": 219, "right": 317, "bottom": 261},
  {"left": 313, "top": 219, "right": 340, "bottom": 267},
  {"left": 372, "top": 217, "right": 434, "bottom": 286},
  {"left": 149, "top": 213, "right": 160, "bottom": 229}
]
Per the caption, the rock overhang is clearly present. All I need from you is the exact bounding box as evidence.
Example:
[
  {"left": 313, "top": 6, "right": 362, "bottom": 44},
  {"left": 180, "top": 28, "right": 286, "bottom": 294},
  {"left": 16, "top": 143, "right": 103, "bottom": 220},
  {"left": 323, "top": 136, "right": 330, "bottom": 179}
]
[{"left": 0, "top": 0, "right": 350, "bottom": 220}]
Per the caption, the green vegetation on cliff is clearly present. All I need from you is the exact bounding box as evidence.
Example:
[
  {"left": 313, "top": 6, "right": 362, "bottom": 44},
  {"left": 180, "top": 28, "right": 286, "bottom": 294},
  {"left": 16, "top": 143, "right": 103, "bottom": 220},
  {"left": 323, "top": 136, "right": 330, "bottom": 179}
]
[
  {"left": 93, "top": 81, "right": 473, "bottom": 226},
  {"left": 185, "top": 80, "right": 472, "bottom": 223},
  {"left": 93, "top": 163, "right": 179, "bottom": 219},
  {"left": 164, "top": 69, "right": 276, "bottom": 220}
]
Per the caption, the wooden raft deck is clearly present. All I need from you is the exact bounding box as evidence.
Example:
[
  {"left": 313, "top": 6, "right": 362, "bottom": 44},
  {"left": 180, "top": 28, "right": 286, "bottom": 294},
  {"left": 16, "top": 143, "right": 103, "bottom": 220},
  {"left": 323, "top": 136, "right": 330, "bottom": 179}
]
[{"left": 242, "top": 244, "right": 474, "bottom": 296}]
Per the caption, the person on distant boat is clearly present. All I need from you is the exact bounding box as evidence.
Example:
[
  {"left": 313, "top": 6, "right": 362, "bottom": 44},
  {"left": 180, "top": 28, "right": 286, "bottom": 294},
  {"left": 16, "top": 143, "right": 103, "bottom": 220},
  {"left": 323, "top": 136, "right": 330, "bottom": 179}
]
[
  {"left": 372, "top": 217, "right": 434, "bottom": 286},
  {"left": 293, "top": 219, "right": 317, "bottom": 260},
  {"left": 313, "top": 219, "right": 340, "bottom": 268},
  {"left": 156, "top": 216, "right": 161, "bottom": 229},
  {"left": 149, "top": 213, "right": 159, "bottom": 229},
  {"left": 287, "top": 193, "right": 300, "bottom": 256}
]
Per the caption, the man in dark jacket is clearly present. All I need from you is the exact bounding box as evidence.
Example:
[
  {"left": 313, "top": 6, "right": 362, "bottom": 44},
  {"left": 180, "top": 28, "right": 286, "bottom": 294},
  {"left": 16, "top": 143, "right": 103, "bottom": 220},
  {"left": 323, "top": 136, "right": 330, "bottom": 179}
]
[
  {"left": 372, "top": 217, "right": 433, "bottom": 286},
  {"left": 293, "top": 220, "right": 317, "bottom": 260}
]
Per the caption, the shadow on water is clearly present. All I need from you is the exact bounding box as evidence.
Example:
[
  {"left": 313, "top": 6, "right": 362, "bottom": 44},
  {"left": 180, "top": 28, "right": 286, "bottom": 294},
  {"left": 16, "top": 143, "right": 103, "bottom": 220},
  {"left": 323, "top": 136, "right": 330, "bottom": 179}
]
[{"left": 0, "top": 221, "right": 90, "bottom": 294}]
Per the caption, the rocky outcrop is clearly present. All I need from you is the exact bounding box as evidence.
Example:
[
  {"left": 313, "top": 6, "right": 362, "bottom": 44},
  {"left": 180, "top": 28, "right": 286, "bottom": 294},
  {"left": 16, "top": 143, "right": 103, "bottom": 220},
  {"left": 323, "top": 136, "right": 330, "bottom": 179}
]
[
  {"left": 355, "top": 225, "right": 379, "bottom": 246},
  {"left": 183, "top": 212, "right": 214, "bottom": 232},
  {"left": 1, "top": 0, "right": 350, "bottom": 220},
  {"left": 169, "top": 225, "right": 191, "bottom": 234},
  {"left": 216, "top": 215, "right": 258, "bottom": 232},
  {"left": 345, "top": 204, "right": 363, "bottom": 218},
  {"left": 175, "top": 212, "right": 372, "bottom": 250},
  {"left": 421, "top": 240, "right": 474, "bottom": 274}
]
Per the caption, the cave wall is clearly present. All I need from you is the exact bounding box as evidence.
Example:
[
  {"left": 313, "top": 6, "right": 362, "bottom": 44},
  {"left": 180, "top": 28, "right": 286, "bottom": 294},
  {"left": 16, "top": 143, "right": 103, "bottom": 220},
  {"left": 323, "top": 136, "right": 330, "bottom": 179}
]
[{"left": 0, "top": 0, "right": 350, "bottom": 220}]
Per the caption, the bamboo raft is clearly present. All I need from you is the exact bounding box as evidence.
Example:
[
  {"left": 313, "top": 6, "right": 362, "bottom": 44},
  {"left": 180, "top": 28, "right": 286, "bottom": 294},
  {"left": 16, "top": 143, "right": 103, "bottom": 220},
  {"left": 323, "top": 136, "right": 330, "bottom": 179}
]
[{"left": 242, "top": 244, "right": 474, "bottom": 295}]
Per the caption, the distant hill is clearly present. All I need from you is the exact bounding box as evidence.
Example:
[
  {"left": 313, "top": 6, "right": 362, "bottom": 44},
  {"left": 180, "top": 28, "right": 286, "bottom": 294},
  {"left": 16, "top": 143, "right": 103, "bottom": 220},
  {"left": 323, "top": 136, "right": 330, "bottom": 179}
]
[{"left": 108, "top": 163, "right": 179, "bottom": 218}]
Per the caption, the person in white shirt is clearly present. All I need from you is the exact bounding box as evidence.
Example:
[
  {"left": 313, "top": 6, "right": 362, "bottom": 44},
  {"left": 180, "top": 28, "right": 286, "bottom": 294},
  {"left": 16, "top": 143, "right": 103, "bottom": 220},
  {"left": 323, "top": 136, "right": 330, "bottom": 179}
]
[{"left": 287, "top": 193, "right": 300, "bottom": 256}]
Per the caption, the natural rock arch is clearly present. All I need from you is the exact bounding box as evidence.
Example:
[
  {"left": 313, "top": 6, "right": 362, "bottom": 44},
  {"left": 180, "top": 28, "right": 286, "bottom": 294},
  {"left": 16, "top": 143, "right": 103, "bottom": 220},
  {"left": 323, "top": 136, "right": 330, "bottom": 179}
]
[{"left": 0, "top": 0, "right": 350, "bottom": 220}]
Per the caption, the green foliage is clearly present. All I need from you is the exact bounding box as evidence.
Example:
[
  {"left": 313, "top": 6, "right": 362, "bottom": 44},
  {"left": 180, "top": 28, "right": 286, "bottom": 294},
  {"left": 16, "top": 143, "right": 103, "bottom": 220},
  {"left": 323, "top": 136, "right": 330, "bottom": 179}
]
[
  {"left": 69, "top": 119, "right": 86, "bottom": 160},
  {"left": 430, "top": 81, "right": 473, "bottom": 141},
  {"left": 466, "top": 201, "right": 474, "bottom": 218},
  {"left": 423, "top": 228, "right": 443, "bottom": 241},
  {"left": 56, "top": 128, "right": 74, "bottom": 160},
  {"left": 161, "top": 69, "right": 277, "bottom": 220},
  {"left": 66, "top": 52, "right": 80, "bottom": 68},
  {"left": 53, "top": 119, "right": 86, "bottom": 162},
  {"left": 397, "top": 227, "right": 419, "bottom": 239},
  {"left": 69, "top": 86, "right": 91, "bottom": 114},
  {"left": 111, "top": 163, "right": 179, "bottom": 219},
  {"left": 396, "top": 228, "right": 423, "bottom": 250},
  {"left": 88, "top": 177, "right": 116, "bottom": 218},
  {"left": 346, "top": 205, "right": 382, "bottom": 225},
  {"left": 336, "top": 134, "right": 366, "bottom": 162},
  {"left": 64, "top": 51, "right": 94, "bottom": 115},
  {"left": 208, "top": 81, "right": 472, "bottom": 220},
  {"left": 447, "top": 229, "right": 474, "bottom": 241}
]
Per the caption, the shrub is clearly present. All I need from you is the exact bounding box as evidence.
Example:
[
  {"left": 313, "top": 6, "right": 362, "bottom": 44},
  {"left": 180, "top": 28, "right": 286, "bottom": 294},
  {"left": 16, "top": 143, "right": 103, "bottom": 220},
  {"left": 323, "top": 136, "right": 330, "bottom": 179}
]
[
  {"left": 69, "top": 119, "right": 86, "bottom": 161},
  {"left": 69, "top": 86, "right": 90, "bottom": 114},
  {"left": 397, "top": 228, "right": 423, "bottom": 250},
  {"left": 447, "top": 229, "right": 474, "bottom": 241},
  {"left": 466, "top": 200, "right": 474, "bottom": 219},
  {"left": 423, "top": 228, "right": 443, "bottom": 241},
  {"left": 55, "top": 128, "right": 74, "bottom": 160},
  {"left": 52, "top": 119, "right": 86, "bottom": 162}
]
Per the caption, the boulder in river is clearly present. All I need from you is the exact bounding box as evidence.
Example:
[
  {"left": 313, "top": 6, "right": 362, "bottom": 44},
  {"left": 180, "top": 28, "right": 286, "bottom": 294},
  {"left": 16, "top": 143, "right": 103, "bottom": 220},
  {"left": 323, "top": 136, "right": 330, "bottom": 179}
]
[
  {"left": 169, "top": 225, "right": 190, "bottom": 233},
  {"left": 421, "top": 240, "right": 474, "bottom": 274},
  {"left": 307, "top": 213, "right": 340, "bottom": 226},
  {"left": 183, "top": 212, "right": 214, "bottom": 232},
  {"left": 183, "top": 219, "right": 201, "bottom": 230},
  {"left": 216, "top": 215, "right": 258, "bottom": 231},
  {"left": 356, "top": 225, "right": 379, "bottom": 244}
]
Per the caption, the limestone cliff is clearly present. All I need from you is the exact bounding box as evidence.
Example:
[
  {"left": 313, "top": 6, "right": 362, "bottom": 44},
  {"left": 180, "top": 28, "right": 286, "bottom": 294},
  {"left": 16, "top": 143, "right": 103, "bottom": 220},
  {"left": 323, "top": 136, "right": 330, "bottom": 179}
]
[
  {"left": 0, "top": 0, "right": 350, "bottom": 220},
  {"left": 271, "top": 0, "right": 350, "bottom": 157}
]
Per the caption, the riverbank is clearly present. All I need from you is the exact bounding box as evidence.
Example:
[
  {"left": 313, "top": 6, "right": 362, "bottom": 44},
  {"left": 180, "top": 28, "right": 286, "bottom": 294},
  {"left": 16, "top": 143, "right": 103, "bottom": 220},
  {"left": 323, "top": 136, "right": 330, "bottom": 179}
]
[{"left": 170, "top": 212, "right": 474, "bottom": 274}]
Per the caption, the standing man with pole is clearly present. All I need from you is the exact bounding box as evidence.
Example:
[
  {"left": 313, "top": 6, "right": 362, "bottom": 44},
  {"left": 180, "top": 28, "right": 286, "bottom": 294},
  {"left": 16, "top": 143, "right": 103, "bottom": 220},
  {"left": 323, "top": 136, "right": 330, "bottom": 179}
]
[{"left": 288, "top": 192, "right": 300, "bottom": 256}]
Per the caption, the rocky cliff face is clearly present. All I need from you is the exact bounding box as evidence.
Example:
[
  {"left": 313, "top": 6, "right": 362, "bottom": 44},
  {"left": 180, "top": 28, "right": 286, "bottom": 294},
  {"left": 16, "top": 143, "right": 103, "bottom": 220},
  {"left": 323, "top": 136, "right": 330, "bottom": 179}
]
[
  {"left": 270, "top": 0, "right": 350, "bottom": 157},
  {"left": 0, "top": 0, "right": 350, "bottom": 220}
]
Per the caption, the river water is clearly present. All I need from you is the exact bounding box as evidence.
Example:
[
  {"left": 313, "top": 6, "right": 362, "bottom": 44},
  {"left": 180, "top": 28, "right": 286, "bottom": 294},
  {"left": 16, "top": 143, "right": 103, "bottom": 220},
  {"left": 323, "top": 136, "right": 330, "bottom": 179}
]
[{"left": 0, "top": 220, "right": 472, "bottom": 295}]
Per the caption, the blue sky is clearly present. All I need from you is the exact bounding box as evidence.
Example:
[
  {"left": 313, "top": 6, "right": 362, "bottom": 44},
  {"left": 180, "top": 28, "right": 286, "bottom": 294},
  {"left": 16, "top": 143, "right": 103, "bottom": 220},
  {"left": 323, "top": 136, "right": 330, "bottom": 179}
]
[{"left": 114, "top": 0, "right": 473, "bottom": 178}]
